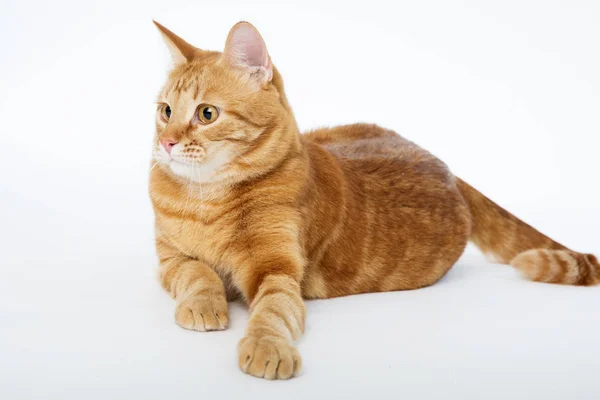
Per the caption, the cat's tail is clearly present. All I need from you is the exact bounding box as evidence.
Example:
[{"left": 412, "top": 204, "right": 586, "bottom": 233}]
[{"left": 456, "top": 178, "right": 599, "bottom": 286}]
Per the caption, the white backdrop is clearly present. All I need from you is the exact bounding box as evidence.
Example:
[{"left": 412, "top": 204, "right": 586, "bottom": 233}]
[{"left": 1, "top": 1, "right": 599, "bottom": 399}]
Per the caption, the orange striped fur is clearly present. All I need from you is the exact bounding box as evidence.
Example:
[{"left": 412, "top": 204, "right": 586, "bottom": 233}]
[
  {"left": 149, "top": 21, "right": 598, "bottom": 380},
  {"left": 456, "top": 179, "right": 599, "bottom": 286}
]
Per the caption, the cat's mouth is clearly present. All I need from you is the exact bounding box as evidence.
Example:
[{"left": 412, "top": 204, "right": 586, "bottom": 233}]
[
  {"left": 169, "top": 159, "right": 188, "bottom": 166},
  {"left": 169, "top": 158, "right": 201, "bottom": 167}
]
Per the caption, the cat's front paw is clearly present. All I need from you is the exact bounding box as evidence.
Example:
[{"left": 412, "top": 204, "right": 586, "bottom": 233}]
[
  {"left": 238, "top": 336, "right": 301, "bottom": 379},
  {"left": 174, "top": 294, "right": 228, "bottom": 331}
]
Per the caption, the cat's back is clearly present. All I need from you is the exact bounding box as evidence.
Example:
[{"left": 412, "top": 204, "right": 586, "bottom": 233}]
[{"left": 303, "top": 123, "right": 452, "bottom": 186}]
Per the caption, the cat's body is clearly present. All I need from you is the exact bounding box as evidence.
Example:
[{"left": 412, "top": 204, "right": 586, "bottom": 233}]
[
  {"left": 149, "top": 21, "right": 599, "bottom": 380},
  {"left": 152, "top": 123, "right": 470, "bottom": 300}
]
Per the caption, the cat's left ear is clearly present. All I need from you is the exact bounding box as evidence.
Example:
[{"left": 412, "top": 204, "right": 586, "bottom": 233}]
[
  {"left": 223, "top": 22, "right": 273, "bottom": 82},
  {"left": 153, "top": 20, "right": 201, "bottom": 66}
]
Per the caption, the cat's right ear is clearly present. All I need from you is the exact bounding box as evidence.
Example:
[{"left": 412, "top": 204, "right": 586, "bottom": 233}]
[
  {"left": 223, "top": 22, "right": 273, "bottom": 83},
  {"left": 153, "top": 20, "right": 200, "bottom": 66}
]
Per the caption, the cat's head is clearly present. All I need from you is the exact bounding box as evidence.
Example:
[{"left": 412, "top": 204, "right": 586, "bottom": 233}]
[{"left": 152, "top": 21, "right": 298, "bottom": 185}]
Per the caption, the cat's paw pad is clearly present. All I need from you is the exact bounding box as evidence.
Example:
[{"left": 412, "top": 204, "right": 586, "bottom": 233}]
[
  {"left": 238, "top": 336, "right": 301, "bottom": 379},
  {"left": 174, "top": 294, "right": 228, "bottom": 331}
]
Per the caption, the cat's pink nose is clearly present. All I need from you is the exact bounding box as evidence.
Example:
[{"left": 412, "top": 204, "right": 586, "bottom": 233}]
[{"left": 160, "top": 138, "right": 178, "bottom": 155}]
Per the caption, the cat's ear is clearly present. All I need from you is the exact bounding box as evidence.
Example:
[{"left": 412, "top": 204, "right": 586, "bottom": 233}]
[
  {"left": 223, "top": 22, "right": 273, "bottom": 82},
  {"left": 153, "top": 20, "right": 200, "bottom": 66}
]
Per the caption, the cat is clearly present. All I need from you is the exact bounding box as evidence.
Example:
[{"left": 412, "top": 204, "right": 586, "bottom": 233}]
[{"left": 149, "top": 20, "right": 599, "bottom": 380}]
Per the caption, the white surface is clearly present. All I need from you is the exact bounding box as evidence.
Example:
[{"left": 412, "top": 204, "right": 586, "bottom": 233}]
[{"left": 1, "top": 0, "right": 599, "bottom": 399}]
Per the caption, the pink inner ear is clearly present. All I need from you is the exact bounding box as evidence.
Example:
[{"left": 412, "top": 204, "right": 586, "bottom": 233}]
[{"left": 229, "top": 24, "right": 269, "bottom": 69}]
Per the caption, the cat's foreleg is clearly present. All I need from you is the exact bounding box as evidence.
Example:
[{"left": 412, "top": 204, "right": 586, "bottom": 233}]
[
  {"left": 156, "top": 237, "right": 228, "bottom": 331},
  {"left": 235, "top": 235, "right": 306, "bottom": 379}
]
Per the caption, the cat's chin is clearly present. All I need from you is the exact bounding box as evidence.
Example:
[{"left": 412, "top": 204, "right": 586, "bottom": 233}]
[
  {"left": 168, "top": 160, "right": 201, "bottom": 181},
  {"left": 167, "top": 159, "right": 191, "bottom": 175},
  {"left": 166, "top": 159, "right": 224, "bottom": 184}
]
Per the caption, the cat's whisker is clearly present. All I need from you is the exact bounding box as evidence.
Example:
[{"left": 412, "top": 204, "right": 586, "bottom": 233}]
[
  {"left": 176, "top": 162, "right": 194, "bottom": 238},
  {"left": 231, "top": 149, "right": 262, "bottom": 177},
  {"left": 149, "top": 161, "right": 160, "bottom": 173},
  {"left": 197, "top": 164, "right": 204, "bottom": 220},
  {"left": 187, "top": 161, "right": 202, "bottom": 220}
]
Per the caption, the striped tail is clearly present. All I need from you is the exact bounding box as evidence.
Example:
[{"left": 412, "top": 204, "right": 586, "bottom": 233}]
[{"left": 456, "top": 178, "right": 599, "bottom": 286}]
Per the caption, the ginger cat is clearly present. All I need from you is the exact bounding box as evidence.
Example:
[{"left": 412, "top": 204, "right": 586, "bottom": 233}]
[{"left": 149, "top": 21, "right": 599, "bottom": 380}]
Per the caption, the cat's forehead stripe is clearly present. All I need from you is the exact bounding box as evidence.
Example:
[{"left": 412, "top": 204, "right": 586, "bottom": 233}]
[{"left": 166, "top": 64, "right": 206, "bottom": 101}]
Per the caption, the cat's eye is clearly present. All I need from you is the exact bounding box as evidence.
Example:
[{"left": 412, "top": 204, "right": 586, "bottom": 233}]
[
  {"left": 159, "top": 104, "right": 171, "bottom": 122},
  {"left": 197, "top": 104, "right": 219, "bottom": 124}
]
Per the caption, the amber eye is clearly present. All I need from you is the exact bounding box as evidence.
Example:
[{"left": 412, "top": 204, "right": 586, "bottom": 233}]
[
  {"left": 197, "top": 104, "right": 219, "bottom": 124},
  {"left": 159, "top": 104, "right": 171, "bottom": 122}
]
